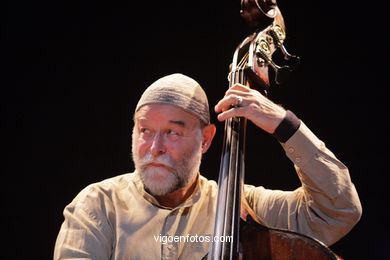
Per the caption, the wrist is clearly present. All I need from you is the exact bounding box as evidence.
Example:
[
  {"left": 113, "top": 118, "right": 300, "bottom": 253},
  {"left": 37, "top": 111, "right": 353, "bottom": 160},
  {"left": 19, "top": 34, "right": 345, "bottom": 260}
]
[{"left": 272, "top": 110, "right": 301, "bottom": 143}]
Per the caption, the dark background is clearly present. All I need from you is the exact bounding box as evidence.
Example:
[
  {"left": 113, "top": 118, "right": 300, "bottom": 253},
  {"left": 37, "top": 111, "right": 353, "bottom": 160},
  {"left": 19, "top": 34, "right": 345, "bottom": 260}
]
[{"left": 2, "top": 0, "right": 388, "bottom": 259}]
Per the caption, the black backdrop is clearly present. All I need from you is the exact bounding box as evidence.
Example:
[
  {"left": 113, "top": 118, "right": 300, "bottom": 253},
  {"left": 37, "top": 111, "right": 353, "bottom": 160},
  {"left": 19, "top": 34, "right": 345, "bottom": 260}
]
[{"left": 2, "top": 1, "right": 388, "bottom": 259}]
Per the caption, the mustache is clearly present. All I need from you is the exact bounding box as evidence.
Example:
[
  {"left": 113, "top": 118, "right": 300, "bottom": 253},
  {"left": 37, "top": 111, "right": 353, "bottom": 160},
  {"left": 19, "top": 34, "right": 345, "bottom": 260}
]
[{"left": 139, "top": 153, "right": 176, "bottom": 169}]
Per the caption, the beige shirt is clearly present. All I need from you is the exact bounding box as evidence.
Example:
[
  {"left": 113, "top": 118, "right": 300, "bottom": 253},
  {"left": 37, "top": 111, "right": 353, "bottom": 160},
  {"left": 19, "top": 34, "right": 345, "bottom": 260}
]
[{"left": 54, "top": 122, "right": 362, "bottom": 260}]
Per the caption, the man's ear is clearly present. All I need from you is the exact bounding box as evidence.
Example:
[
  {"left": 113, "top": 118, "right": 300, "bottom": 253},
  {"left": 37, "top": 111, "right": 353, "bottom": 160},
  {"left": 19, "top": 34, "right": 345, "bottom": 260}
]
[{"left": 201, "top": 124, "right": 216, "bottom": 154}]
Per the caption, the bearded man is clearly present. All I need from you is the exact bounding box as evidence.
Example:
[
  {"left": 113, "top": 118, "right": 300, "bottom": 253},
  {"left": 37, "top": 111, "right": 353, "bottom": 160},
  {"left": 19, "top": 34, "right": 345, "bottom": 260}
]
[{"left": 54, "top": 73, "right": 361, "bottom": 260}]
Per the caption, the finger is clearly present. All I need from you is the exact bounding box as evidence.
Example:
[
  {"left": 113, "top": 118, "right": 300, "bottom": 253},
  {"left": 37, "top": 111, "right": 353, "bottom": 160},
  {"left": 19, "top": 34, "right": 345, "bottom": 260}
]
[
  {"left": 224, "top": 89, "right": 252, "bottom": 98},
  {"left": 214, "top": 95, "right": 245, "bottom": 113},
  {"left": 230, "top": 83, "right": 251, "bottom": 91},
  {"left": 225, "top": 83, "right": 251, "bottom": 95},
  {"left": 217, "top": 107, "right": 245, "bottom": 122}
]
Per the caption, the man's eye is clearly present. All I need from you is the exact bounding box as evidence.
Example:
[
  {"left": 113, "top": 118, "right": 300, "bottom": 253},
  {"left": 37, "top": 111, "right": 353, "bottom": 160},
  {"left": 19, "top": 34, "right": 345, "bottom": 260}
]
[
  {"left": 167, "top": 130, "right": 179, "bottom": 136},
  {"left": 166, "top": 130, "right": 181, "bottom": 141},
  {"left": 140, "top": 128, "right": 152, "bottom": 135}
]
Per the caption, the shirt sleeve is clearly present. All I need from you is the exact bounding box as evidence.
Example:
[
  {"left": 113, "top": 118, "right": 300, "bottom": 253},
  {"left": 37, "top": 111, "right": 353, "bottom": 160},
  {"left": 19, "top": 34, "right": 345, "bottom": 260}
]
[
  {"left": 54, "top": 185, "right": 114, "bottom": 260},
  {"left": 245, "top": 121, "right": 362, "bottom": 246}
]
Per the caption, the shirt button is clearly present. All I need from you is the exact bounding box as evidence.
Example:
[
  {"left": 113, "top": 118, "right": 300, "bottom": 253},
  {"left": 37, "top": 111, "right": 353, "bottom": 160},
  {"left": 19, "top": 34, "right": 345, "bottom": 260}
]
[
  {"left": 288, "top": 147, "right": 295, "bottom": 153},
  {"left": 295, "top": 156, "right": 301, "bottom": 163},
  {"left": 167, "top": 244, "right": 174, "bottom": 250}
]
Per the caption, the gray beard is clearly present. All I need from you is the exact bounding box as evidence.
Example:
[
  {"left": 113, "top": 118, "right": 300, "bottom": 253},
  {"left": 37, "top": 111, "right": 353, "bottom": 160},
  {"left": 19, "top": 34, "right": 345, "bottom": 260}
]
[{"left": 132, "top": 134, "right": 202, "bottom": 196}]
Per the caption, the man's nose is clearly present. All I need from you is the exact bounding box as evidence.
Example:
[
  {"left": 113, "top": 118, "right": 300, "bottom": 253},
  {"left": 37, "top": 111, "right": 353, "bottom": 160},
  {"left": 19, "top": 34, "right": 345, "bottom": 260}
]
[{"left": 150, "top": 133, "right": 166, "bottom": 157}]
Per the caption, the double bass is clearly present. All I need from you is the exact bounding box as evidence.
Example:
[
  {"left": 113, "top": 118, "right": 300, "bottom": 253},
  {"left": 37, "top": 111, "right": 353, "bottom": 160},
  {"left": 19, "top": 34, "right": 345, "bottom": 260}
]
[{"left": 206, "top": 0, "right": 343, "bottom": 259}]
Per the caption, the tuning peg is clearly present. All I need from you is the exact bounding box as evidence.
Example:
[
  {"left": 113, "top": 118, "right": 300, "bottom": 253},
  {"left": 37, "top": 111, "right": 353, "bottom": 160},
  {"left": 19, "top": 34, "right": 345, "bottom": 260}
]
[
  {"left": 264, "top": 58, "right": 290, "bottom": 85},
  {"left": 279, "top": 44, "right": 300, "bottom": 71},
  {"left": 268, "top": 25, "right": 300, "bottom": 72},
  {"left": 255, "top": 45, "right": 290, "bottom": 85},
  {"left": 274, "top": 65, "right": 291, "bottom": 85}
]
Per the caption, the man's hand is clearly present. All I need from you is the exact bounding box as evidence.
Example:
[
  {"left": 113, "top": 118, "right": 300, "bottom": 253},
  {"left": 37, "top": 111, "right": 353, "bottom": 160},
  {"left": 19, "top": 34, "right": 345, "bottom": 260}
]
[{"left": 214, "top": 83, "right": 286, "bottom": 134}]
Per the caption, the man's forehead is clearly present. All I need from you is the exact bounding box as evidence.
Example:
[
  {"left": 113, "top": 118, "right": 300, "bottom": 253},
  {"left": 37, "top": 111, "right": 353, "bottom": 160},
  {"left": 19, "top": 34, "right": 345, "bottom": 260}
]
[{"left": 135, "top": 104, "right": 198, "bottom": 126}]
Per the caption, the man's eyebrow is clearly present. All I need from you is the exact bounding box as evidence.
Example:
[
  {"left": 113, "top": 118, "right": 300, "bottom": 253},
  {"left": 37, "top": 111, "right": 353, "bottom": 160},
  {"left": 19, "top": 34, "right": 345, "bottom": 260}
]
[
  {"left": 135, "top": 117, "right": 147, "bottom": 122},
  {"left": 168, "top": 120, "right": 186, "bottom": 127},
  {"left": 136, "top": 117, "right": 186, "bottom": 127}
]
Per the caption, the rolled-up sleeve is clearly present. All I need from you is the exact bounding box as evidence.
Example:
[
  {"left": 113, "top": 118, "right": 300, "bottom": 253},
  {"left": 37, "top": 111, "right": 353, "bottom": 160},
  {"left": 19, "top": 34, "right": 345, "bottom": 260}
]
[{"left": 245, "top": 121, "right": 362, "bottom": 246}]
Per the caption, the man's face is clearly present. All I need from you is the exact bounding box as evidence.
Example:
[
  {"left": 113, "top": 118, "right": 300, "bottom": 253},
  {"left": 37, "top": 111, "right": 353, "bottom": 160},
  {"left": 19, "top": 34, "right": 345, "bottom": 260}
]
[{"left": 132, "top": 104, "right": 203, "bottom": 196}]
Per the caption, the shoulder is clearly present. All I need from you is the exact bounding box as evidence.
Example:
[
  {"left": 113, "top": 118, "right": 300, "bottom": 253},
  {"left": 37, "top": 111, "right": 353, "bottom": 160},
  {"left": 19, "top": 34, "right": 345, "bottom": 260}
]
[
  {"left": 198, "top": 174, "right": 218, "bottom": 198},
  {"left": 199, "top": 174, "right": 218, "bottom": 189},
  {"left": 68, "top": 173, "right": 135, "bottom": 212},
  {"left": 80, "top": 172, "right": 132, "bottom": 195}
]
